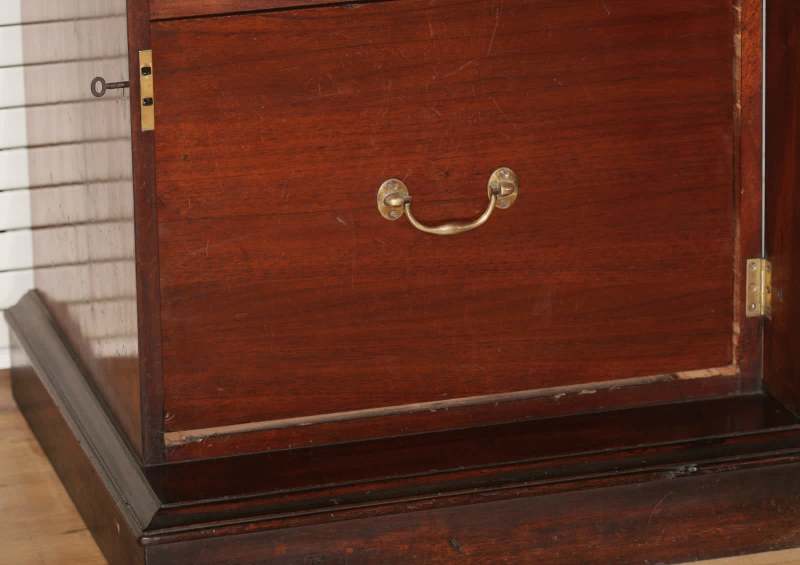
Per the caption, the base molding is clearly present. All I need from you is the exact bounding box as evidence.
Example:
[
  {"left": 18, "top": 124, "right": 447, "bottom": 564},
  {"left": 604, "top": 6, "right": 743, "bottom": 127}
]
[
  {"left": 11, "top": 350, "right": 145, "bottom": 565},
  {"left": 8, "top": 290, "right": 800, "bottom": 564},
  {"left": 142, "top": 460, "right": 800, "bottom": 565}
]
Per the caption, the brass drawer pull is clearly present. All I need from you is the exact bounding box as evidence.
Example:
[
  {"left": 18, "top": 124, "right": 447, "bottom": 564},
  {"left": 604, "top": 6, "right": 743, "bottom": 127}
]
[{"left": 377, "top": 168, "right": 519, "bottom": 236}]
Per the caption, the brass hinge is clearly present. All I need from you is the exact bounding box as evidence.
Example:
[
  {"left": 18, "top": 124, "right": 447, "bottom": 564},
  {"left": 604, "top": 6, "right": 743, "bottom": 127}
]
[
  {"left": 139, "top": 50, "right": 154, "bottom": 132},
  {"left": 746, "top": 258, "right": 772, "bottom": 319}
]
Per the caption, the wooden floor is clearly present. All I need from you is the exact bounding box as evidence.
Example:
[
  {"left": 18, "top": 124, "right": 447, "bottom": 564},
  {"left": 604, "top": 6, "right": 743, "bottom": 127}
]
[
  {"left": 0, "top": 370, "right": 105, "bottom": 564},
  {"left": 1, "top": 370, "right": 800, "bottom": 565}
]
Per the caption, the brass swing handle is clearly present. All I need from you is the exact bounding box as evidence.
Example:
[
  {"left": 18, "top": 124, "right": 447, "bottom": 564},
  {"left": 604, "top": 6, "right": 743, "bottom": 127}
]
[{"left": 377, "top": 168, "right": 519, "bottom": 236}]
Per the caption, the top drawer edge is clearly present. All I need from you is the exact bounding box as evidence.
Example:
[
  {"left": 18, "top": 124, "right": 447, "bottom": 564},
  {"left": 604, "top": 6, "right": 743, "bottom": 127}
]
[{"left": 150, "top": 0, "right": 383, "bottom": 20}]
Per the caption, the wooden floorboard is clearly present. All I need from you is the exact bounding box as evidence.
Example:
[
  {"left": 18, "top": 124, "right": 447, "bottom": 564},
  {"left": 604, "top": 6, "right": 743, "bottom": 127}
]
[
  {"left": 0, "top": 369, "right": 105, "bottom": 565},
  {"left": 1, "top": 368, "right": 799, "bottom": 565}
]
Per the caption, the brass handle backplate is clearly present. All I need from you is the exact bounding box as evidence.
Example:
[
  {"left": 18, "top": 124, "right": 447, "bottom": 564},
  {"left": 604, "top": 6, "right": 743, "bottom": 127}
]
[{"left": 377, "top": 168, "right": 519, "bottom": 236}]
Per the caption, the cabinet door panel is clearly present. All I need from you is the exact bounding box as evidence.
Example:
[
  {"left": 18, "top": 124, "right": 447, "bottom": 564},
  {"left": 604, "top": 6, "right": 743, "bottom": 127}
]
[{"left": 152, "top": 0, "right": 743, "bottom": 442}]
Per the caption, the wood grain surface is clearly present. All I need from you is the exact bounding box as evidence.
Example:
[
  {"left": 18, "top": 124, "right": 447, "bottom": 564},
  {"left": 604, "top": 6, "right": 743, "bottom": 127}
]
[
  {"left": 2, "top": 368, "right": 800, "bottom": 564},
  {"left": 765, "top": 0, "right": 800, "bottom": 415},
  {"left": 163, "top": 371, "right": 751, "bottom": 459},
  {"left": 149, "top": 0, "right": 352, "bottom": 20},
  {"left": 152, "top": 0, "right": 744, "bottom": 434},
  {"left": 735, "top": 0, "right": 766, "bottom": 382},
  {"left": 127, "top": 0, "right": 165, "bottom": 464},
  {"left": 145, "top": 456, "right": 800, "bottom": 565}
]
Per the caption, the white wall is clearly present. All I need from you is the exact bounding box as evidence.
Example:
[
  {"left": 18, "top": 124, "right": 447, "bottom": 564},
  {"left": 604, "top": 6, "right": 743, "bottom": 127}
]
[
  {"left": 0, "top": 1, "right": 129, "bottom": 368},
  {"left": 0, "top": 0, "right": 33, "bottom": 368}
]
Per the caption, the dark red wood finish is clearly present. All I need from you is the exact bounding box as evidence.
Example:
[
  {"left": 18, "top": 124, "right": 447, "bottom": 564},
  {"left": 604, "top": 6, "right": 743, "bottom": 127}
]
[
  {"left": 149, "top": 0, "right": 354, "bottom": 20},
  {"left": 127, "top": 0, "right": 166, "bottom": 463},
  {"left": 736, "top": 0, "right": 765, "bottom": 382},
  {"left": 765, "top": 0, "right": 800, "bottom": 415},
  {"left": 153, "top": 0, "right": 745, "bottom": 444},
  {"left": 147, "top": 394, "right": 798, "bottom": 506},
  {"left": 164, "top": 371, "right": 750, "bottom": 460},
  {"left": 13, "top": 0, "right": 800, "bottom": 563},
  {"left": 9, "top": 275, "right": 800, "bottom": 565},
  {"left": 143, "top": 458, "right": 800, "bottom": 565},
  {"left": 9, "top": 288, "right": 800, "bottom": 564}
]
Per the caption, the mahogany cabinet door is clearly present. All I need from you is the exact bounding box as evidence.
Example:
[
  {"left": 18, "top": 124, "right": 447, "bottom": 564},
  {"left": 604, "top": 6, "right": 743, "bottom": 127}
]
[{"left": 148, "top": 0, "right": 757, "bottom": 454}]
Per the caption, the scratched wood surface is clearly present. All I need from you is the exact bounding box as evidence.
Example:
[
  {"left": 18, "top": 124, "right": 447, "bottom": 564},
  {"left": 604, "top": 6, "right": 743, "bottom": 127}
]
[
  {"left": 152, "top": 0, "right": 743, "bottom": 434},
  {"left": 1, "top": 370, "right": 799, "bottom": 565}
]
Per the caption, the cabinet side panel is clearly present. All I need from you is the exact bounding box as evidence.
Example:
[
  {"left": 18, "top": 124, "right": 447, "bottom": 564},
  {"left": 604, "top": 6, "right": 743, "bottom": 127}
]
[
  {"left": 736, "top": 0, "right": 765, "bottom": 383},
  {"left": 765, "top": 0, "right": 800, "bottom": 412},
  {"left": 20, "top": 3, "right": 142, "bottom": 454},
  {"left": 126, "top": 0, "right": 165, "bottom": 463}
]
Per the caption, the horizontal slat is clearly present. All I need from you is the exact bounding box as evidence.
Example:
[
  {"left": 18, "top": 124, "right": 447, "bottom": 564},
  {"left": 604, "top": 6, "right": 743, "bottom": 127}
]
[
  {"left": 0, "top": 269, "right": 33, "bottom": 365},
  {"left": 0, "top": 269, "right": 33, "bottom": 309},
  {"left": 0, "top": 57, "right": 128, "bottom": 108},
  {"left": 0, "top": 190, "right": 30, "bottom": 230},
  {"left": 0, "top": 98, "right": 130, "bottom": 149},
  {"left": 0, "top": 17, "right": 127, "bottom": 67},
  {"left": 0, "top": 2, "right": 130, "bottom": 372},
  {"left": 0, "top": 184, "right": 133, "bottom": 230},
  {"left": 27, "top": 262, "right": 134, "bottom": 303},
  {"left": 29, "top": 182, "right": 133, "bottom": 227},
  {"left": 0, "top": 3, "right": 21, "bottom": 27},
  {"left": 40, "top": 222, "right": 134, "bottom": 265},
  {"left": 0, "top": 224, "right": 134, "bottom": 277},
  {"left": 0, "top": 230, "right": 33, "bottom": 271},
  {"left": 0, "top": 107, "right": 27, "bottom": 148},
  {"left": 0, "top": 182, "right": 133, "bottom": 230},
  {"left": 31, "top": 222, "right": 134, "bottom": 267},
  {"left": 0, "top": 0, "right": 125, "bottom": 26},
  {"left": 0, "top": 148, "right": 29, "bottom": 190},
  {"left": 1, "top": 3, "right": 29, "bottom": 370},
  {"left": 41, "top": 298, "right": 137, "bottom": 341},
  {"left": 0, "top": 66, "right": 25, "bottom": 108},
  {"left": 0, "top": 141, "right": 132, "bottom": 191},
  {"left": 0, "top": 25, "right": 23, "bottom": 67},
  {"left": 0, "top": 182, "right": 131, "bottom": 230}
]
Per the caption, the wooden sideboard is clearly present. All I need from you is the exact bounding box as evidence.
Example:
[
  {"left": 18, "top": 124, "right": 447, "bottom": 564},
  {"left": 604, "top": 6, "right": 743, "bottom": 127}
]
[{"left": 6, "top": 0, "right": 800, "bottom": 563}]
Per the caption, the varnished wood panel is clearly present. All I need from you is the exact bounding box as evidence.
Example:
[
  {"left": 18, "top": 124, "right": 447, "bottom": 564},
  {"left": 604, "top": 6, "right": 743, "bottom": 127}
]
[
  {"left": 736, "top": 0, "right": 765, "bottom": 381},
  {"left": 153, "top": 0, "right": 745, "bottom": 435},
  {"left": 9, "top": 290, "right": 800, "bottom": 565},
  {"left": 146, "top": 459, "right": 800, "bottom": 565},
  {"left": 127, "top": 0, "right": 166, "bottom": 464},
  {"left": 150, "top": 0, "right": 348, "bottom": 20},
  {"left": 765, "top": 0, "right": 800, "bottom": 414},
  {"left": 149, "top": 394, "right": 798, "bottom": 506},
  {"left": 164, "top": 372, "right": 751, "bottom": 460},
  {"left": 4, "top": 371, "right": 800, "bottom": 565}
]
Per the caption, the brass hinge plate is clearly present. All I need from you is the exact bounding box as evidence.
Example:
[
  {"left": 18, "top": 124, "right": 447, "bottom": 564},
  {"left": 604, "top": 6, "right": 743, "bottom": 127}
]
[
  {"left": 746, "top": 258, "right": 772, "bottom": 319},
  {"left": 139, "top": 50, "right": 154, "bottom": 132}
]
